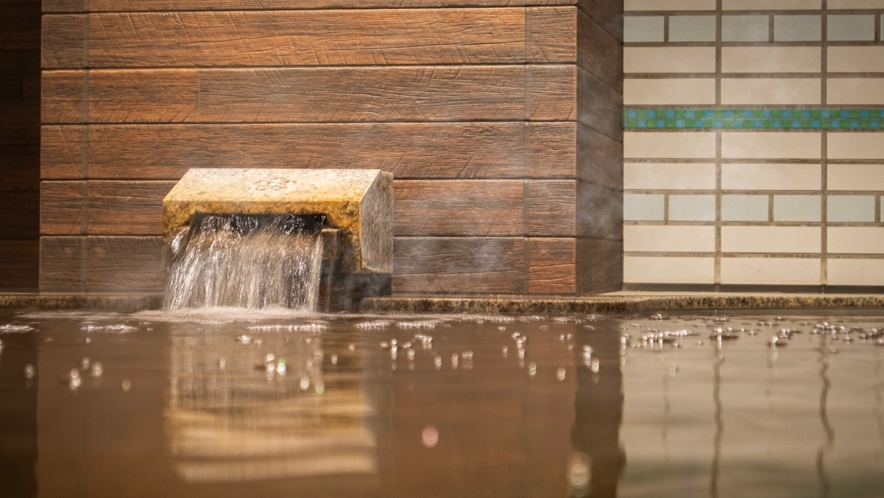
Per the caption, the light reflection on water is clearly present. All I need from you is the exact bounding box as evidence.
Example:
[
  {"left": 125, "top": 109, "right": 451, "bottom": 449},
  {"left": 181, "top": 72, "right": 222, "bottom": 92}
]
[{"left": 0, "top": 310, "right": 883, "bottom": 497}]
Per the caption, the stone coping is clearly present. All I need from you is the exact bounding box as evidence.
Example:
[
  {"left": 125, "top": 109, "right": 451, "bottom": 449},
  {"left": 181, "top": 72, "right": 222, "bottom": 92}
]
[{"left": 0, "top": 292, "right": 882, "bottom": 314}]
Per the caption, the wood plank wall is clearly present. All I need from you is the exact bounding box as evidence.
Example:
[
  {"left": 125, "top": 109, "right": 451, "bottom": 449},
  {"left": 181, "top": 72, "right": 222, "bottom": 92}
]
[
  {"left": 39, "top": 0, "right": 623, "bottom": 295},
  {"left": 0, "top": 0, "right": 40, "bottom": 290}
]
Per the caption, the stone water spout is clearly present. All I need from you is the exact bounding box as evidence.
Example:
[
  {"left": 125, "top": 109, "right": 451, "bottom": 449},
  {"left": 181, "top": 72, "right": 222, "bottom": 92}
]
[{"left": 162, "top": 169, "right": 393, "bottom": 311}]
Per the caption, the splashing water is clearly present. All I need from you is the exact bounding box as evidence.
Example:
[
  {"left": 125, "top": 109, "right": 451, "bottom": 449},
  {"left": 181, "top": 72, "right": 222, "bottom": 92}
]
[{"left": 163, "top": 214, "right": 325, "bottom": 311}]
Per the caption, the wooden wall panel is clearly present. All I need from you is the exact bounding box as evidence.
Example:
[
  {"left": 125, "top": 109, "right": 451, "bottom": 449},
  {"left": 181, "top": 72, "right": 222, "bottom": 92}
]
[
  {"left": 0, "top": 2, "right": 40, "bottom": 50},
  {"left": 42, "top": 66, "right": 575, "bottom": 124},
  {"left": 0, "top": 98, "right": 39, "bottom": 143},
  {"left": 392, "top": 237, "right": 525, "bottom": 294},
  {"left": 0, "top": 144, "right": 39, "bottom": 191},
  {"left": 0, "top": 240, "right": 38, "bottom": 289},
  {"left": 577, "top": 67, "right": 621, "bottom": 141},
  {"left": 528, "top": 180, "right": 576, "bottom": 236},
  {"left": 528, "top": 238, "right": 576, "bottom": 294},
  {"left": 43, "top": 9, "right": 577, "bottom": 68},
  {"left": 0, "top": 193, "right": 39, "bottom": 239},
  {"left": 42, "top": 123, "right": 577, "bottom": 180},
  {"left": 41, "top": 181, "right": 174, "bottom": 235},
  {"left": 577, "top": 123, "right": 621, "bottom": 190},
  {"left": 39, "top": 236, "right": 164, "bottom": 292},
  {"left": 577, "top": 8, "right": 622, "bottom": 92},
  {"left": 43, "top": 0, "right": 575, "bottom": 12}
]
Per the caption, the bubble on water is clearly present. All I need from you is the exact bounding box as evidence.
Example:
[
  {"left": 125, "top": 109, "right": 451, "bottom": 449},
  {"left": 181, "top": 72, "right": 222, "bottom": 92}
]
[
  {"left": 397, "top": 320, "right": 440, "bottom": 330},
  {"left": 265, "top": 353, "right": 275, "bottom": 363},
  {"left": 79, "top": 357, "right": 90, "bottom": 370},
  {"left": 24, "top": 364, "right": 35, "bottom": 379},
  {"left": 356, "top": 320, "right": 392, "bottom": 329},
  {"left": 85, "top": 337, "right": 92, "bottom": 344},
  {"left": 669, "top": 364, "right": 678, "bottom": 376},
  {"left": 0, "top": 324, "right": 35, "bottom": 333},
  {"left": 218, "top": 358, "right": 226, "bottom": 370},
  {"left": 299, "top": 377, "right": 310, "bottom": 390},
  {"left": 557, "top": 367, "right": 567, "bottom": 381},
  {"left": 331, "top": 353, "right": 338, "bottom": 364},
  {"left": 69, "top": 368, "right": 80, "bottom": 380},
  {"left": 276, "top": 360, "right": 286, "bottom": 374},
  {"left": 502, "top": 346, "right": 508, "bottom": 358},
  {"left": 451, "top": 353, "right": 459, "bottom": 369},
  {"left": 407, "top": 349, "right": 416, "bottom": 361},
  {"left": 434, "top": 355, "right": 442, "bottom": 369},
  {"left": 528, "top": 362, "right": 537, "bottom": 377},
  {"left": 379, "top": 341, "right": 389, "bottom": 349},
  {"left": 422, "top": 425, "right": 439, "bottom": 448},
  {"left": 498, "top": 326, "right": 507, "bottom": 331},
  {"left": 314, "top": 381, "right": 325, "bottom": 394},
  {"left": 568, "top": 452, "right": 592, "bottom": 497},
  {"left": 590, "top": 358, "right": 600, "bottom": 373},
  {"left": 81, "top": 324, "right": 137, "bottom": 333},
  {"left": 348, "top": 343, "right": 356, "bottom": 351},
  {"left": 236, "top": 334, "right": 252, "bottom": 344},
  {"left": 91, "top": 362, "right": 103, "bottom": 377},
  {"left": 518, "top": 348, "right": 525, "bottom": 360},
  {"left": 121, "top": 379, "right": 131, "bottom": 392}
]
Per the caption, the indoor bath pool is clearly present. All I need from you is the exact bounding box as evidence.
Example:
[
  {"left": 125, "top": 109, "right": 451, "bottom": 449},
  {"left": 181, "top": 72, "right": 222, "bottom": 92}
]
[{"left": 1, "top": 309, "right": 882, "bottom": 498}]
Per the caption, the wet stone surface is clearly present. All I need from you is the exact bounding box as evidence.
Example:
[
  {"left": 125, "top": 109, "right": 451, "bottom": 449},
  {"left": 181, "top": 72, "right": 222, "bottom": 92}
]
[{"left": 0, "top": 309, "right": 883, "bottom": 497}]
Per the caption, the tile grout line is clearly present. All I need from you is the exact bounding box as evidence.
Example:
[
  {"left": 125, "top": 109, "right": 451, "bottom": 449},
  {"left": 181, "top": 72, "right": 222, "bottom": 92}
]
[
  {"left": 80, "top": 2, "right": 90, "bottom": 294},
  {"left": 821, "top": 0, "right": 829, "bottom": 288},
  {"left": 523, "top": 7, "right": 531, "bottom": 295},
  {"left": 715, "top": 0, "right": 722, "bottom": 288}
]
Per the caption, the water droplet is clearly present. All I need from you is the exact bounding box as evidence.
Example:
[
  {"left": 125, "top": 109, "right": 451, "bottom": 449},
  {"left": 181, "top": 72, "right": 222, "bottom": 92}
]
[
  {"left": 669, "top": 364, "right": 678, "bottom": 376},
  {"left": 121, "top": 379, "right": 131, "bottom": 392},
  {"left": 528, "top": 362, "right": 537, "bottom": 377},
  {"left": 502, "top": 346, "right": 508, "bottom": 358},
  {"left": 434, "top": 355, "right": 442, "bottom": 369},
  {"left": 265, "top": 353, "right": 275, "bottom": 363},
  {"left": 24, "top": 364, "right": 35, "bottom": 379},
  {"left": 422, "top": 425, "right": 439, "bottom": 448},
  {"left": 85, "top": 337, "right": 91, "bottom": 344},
  {"left": 590, "top": 358, "right": 600, "bottom": 373},
  {"left": 407, "top": 349, "right": 416, "bottom": 361},
  {"left": 451, "top": 353, "right": 459, "bottom": 368},
  {"left": 276, "top": 360, "right": 286, "bottom": 374},
  {"left": 348, "top": 343, "right": 356, "bottom": 351},
  {"left": 299, "top": 377, "right": 310, "bottom": 390},
  {"left": 314, "top": 381, "right": 325, "bottom": 394},
  {"left": 218, "top": 358, "right": 226, "bottom": 370},
  {"left": 69, "top": 368, "right": 80, "bottom": 380},
  {"left": 331, "top": 353, "right": 338, "bottom": 364},
  {"left": 568, "top": 452, "right": 592, "bottom": 496},
  {"left": 91, "top": 362, "right": 103, "bottom": 377},
  {"left": 557, "top": 367, "right": 566, "bottom": 381}
]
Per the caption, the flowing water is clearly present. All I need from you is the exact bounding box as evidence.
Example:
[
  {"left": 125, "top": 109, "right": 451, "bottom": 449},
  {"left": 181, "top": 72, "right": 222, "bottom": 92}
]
[
  {"left": 163, "top": 214, "right": 325, "bottom": 311},
  {"left": 1, "top": 309, "right": 883, "bottom": 497}
]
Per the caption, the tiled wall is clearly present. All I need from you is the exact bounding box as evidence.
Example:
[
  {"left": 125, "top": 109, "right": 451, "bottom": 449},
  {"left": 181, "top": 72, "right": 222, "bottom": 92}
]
[{"left": 623, "top": 0, "right": 884, "bottom": 289}]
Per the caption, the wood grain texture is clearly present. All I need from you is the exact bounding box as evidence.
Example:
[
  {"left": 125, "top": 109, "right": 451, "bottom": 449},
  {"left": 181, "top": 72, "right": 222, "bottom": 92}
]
[
  {"left": 39, "top": 236, "right": 164, "bottom": 292},
  {"left": 44, "top": 0, "right": 576, "bottom": 12},
  {"left": 42, "top": 9, "right": 577, "bottom": 68},
  {"left": 0, "top": 240, "right": 38, "bottom": 289},
  {"left": 577, "top": 123, "right": 621, "bottom": 190},
  {"left": 577, "top": 9, "right": 622, "bottom": 93},
  {"left": 0, "top": 2, "right": 40, "bottom": 50},
  {"left": 42, "top": 122, "right": 577, "bottom": 180},
  {"left": 41, "top": 180, "right": 175, "bottom": 235},
  {"left": 527, "top": 7, "right": 576, "bottom": 63},
  {"left": 42, "top": 66, "right": 576, "bottom": 123},
  {"left": 0, "top": 192, "right": 38, "bottom": 239},
  {"left": 577, "top": 0, "right": 622, "bottom": 42},
  {"left": 576, "top": 238, "right": 622, "bottom": 295},
  {"left": 0, "top": 98, "right": 39, "bottom": 143},
  {"left": 392, "top": 237, "right": 525, "bottom": 294},
  {"left": 577, "top": 67, "right": 622, "bottom": 141},
  {"left": 0, "top": 144, "right": 39, "bottom": 191},
  {"left": 528, "top": 180, "right": 576, "bottom": 236},
  {"left": 528, "top": 238, "right": 576, "bottom": 294}
]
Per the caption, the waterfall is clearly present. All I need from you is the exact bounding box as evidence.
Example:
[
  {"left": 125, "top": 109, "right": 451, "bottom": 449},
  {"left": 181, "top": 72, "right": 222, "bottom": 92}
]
[{"left": 163, "top": 214, "right": 325, "bottom": 311}]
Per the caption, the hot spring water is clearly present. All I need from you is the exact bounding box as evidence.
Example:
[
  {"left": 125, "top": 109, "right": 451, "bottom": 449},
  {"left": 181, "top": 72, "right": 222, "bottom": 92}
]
[{"left": 163, "top": 214, "right": 326, "bottom": 311}]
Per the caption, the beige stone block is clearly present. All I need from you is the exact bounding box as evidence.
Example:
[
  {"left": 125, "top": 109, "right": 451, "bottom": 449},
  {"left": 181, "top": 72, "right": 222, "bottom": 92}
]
[
  {"left": 828, "top": 47, "right": 884, "bottom": 73},
  {"left": 827, "top": 79, "right": 884, "bottom": 105},
  {"left": 721, "top": 258, "right": 821, "bottom": 285},
  {"left": 723, "top": 0, "right": 820, "bottom": 8},
  {"left": 721, "top": 78, "right": 820, "bottom": 105},
  {"left": 722, "top": 226, "right": 821, "bottom": 253},
  {"left": 625, "top": 0, "right": 716, "bottom": 10},
  {"left": 624, "top": 225, "right": 716, "bottom": 252},
  {"left": 624, "top": 132, "right": 717, "bottom": 159},
  {"left": 722, "top": 163, "right": 821, "bottom": 190},
  {"left": 827, "top": 164, "right": 884, "bottom": 190},
  {"left": 828, "top": 135, "right": 884, "bottom": 160},
  {"left": 828, "top": 0, "right": 884, "bottom": 8},
  {"left": 722, "top": 47, "right": 821, "bottom": 74},
  {"left": 828, "top": 259, "right": 884, "bottom": 286},
  {"left": 828, "top": 227, "right": 884, "bottom": 254},
  {"left": 722, "top": 132, "right": 821, "bottom": 159},
  {"left": 624, "top": 79, "right": 716, "bottom": 105},
  {"left": 624, "top": 256, "right": 715, "bottom": 283},
  {"left": 625, "top": 48, "right": 717, "bottom": 74},
  {"left": 625, "top": 163, "right": 716, "bottom": 190}
]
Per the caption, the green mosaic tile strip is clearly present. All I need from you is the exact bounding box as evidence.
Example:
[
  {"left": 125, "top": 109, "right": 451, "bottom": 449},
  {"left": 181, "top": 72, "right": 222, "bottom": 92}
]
[{"left": 624, "top": 109, "right": 884, "bottom": 130}]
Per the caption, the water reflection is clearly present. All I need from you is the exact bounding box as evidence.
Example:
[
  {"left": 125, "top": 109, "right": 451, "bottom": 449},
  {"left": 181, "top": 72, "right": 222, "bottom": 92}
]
[{"left": 166, "top": 330, "right": 377, "bottom": 482}]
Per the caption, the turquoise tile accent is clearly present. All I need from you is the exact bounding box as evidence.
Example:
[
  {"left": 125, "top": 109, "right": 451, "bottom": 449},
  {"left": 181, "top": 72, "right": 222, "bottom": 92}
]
[{"left": 623, "top": 108, "right": 884, "bottom": 131}]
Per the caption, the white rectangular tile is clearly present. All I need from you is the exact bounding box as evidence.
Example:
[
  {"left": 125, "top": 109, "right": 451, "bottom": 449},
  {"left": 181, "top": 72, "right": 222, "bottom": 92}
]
[
  {"left": 669, "top": 16, "right": 717, "bottom": 42},
  {"left": 625, "top": 0, "right": 716, "bottom": 10},
  {"left": 669, "top": 195, "right": 716, "bottom": 221},
  {"left": 624, "top": 79, "right": 717, "bottom": 105},
  {"left": 624, "top": 257, "right": 715, "bottom": 283},
  {"left": 828, "top": 164, "right": 884, "bottom": 190},
  {"left": 721, "top": 258, "right": 821, "bottom": 285},
  {"left": 624, "top": 194, "right": 665, "bottom": 221},
  {"left": 624, "top": 225, "right": 716, "bottom": 252},
  {"left": 722, "top": 15, "right": 769, "bottom": 42},
  {"left": 624, "top": 163, "right": 717, "bottom": 190},
  {"left": 722, "top": 163, "right": 821, "bottom": 190},
  {"left": 828, "top": 135, "right": 884, "bottom": 160},
  {"left": 828, "top": 227, "right": 884, "bottom": 254},
  {"left": 624, "top": 16, "right": 665, "bottom": 42},
  {"left": 722, "top": 133, "right": 821, "bottom": 159},
  {"left": 625, "top": 47, "right": 716, "bottom": 74},
  {"left": 722, "top": 47, "right": 821, "bottom": 74},
  {"left": 828, "top": 259, "right": 884, "bottom": 286},
  {"left": 828, "top": 196, "right": 876, "bottom": 222},
  {"left": 722, "top": 195, "right": 769, "bottom": 221},
  {"left": 722, "top": 226, "right": 821, "bottom": 253},
  {"left": 828, "top": 47, "right": 884, "bottom": 73},
  {"left": 827, "top": 79, "right": 884, "bottom": 105},
  {"left": 828, "top": 0, "right": 884, "bottom": 8},
  {"left": 774, "top": 15, "right": 822, "bottom": 41},
  {"left": 773, "top": 195, "right": 821, "bottom": 222},
  {"left": 721, "top": 78, "right": 820, "bottom": 105},
  {"left": 724, "top": 0, "right": 820, "bottom": 8},
  {"left": 625, "top": 132, "right": 717, "bottom": 159},
  {"left": 828, "top": 15, "right": 876, "bottom": 41}
]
